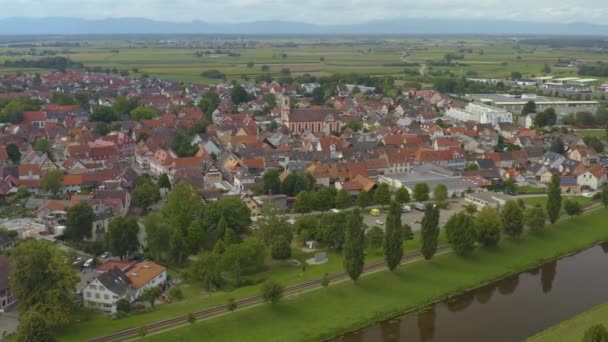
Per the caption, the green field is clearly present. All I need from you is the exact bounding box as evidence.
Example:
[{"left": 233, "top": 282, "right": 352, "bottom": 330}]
[
  {"left": 138, "top": 208, "right": 608, "bottom": 342},
  {"left": 2, "top": 37, "right": 608, "bottom": 83},
  {"left": 527, "top": 302, "right": 608, "bottom": 342},
  {"left": 522, "top": 195, "right": 594, "bottom": 210}
]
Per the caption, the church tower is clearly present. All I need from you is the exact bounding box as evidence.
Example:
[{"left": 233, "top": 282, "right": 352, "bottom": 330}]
[{"left": 280, "top": 95, "right": 290, "bottom": 125}]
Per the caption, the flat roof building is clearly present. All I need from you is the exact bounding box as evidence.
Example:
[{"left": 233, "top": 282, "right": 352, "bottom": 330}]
[{"left": 462, "top": 94, "right": 599, "bottom": 116}]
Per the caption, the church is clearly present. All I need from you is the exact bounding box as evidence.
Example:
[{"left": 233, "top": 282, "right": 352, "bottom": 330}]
[{"left": 279, "top": 96, "right": 342, "bottom": 134}]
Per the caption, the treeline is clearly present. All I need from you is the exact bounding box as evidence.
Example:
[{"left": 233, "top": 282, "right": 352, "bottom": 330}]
[
  {"left": 561, "top": 109, "right": 608, "bottom": 127},
  {"left": 432, "top": 78, "right": 510, "bottom": 94},
  {"left": 0, "top": 96, "right": 43, "bottom": 123},
  {"left": 578, "top": 63, "right": 608, "bottom": 77},
  {"left": 3, "top": 57, "right": 84, "bottom": 71}
]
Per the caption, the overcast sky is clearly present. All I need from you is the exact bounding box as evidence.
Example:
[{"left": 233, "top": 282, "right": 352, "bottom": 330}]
[{"left": 2, "top": 0, "right": 608, "bottom": 25}]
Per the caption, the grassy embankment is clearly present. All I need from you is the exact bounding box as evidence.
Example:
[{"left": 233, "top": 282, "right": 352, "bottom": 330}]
[
  {"left": 141, "top": 207, "right": 608, "bottom": 342},
  {"left": 527, "top": 302, "right": 608, "bottom": 342}
]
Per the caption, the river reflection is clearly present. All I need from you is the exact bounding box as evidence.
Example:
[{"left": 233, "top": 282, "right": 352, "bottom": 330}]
[{"left": 334, "top": 245, "right": 608, "bottom": 342}]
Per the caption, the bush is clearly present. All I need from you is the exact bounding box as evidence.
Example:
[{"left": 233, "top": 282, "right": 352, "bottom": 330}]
[
  {"left": 168, "top": 287, "right": 184, "bottom": 301},
  {"left": 116, "top": 298, "right": 130, "bottom": 313},
  {"left": 201, "top": 70, "right": 226, "bottom": 79},
  {"left": 261, "top": 279, "right": 284, "bottom": 305},
  {"left": 187, "top": 313, "right": 196, "bottom": 324},
  {"left": 227, "top": 298, "right": 238, "bottom": 312}
]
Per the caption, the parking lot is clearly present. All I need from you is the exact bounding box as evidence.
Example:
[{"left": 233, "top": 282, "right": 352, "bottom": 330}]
[{"left": 361, "top": 199, "right": 470, "bottom": 232}]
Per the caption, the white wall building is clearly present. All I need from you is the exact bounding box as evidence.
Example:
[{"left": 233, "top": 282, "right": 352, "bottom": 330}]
[{"left": 445, "top": 103, "right": 513, "bottom": 125}]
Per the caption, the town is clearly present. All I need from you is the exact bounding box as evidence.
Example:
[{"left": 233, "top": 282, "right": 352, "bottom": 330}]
[{"left": 1, "top": 35, "right": 608, "bottom": 342}]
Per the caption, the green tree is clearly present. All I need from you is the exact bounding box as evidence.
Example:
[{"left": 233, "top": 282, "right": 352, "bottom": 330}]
[
  {"left": 413, "top": 183, "right": 430, "bottom": 202},
  {"left": 190, "top": 250, "right": 223, "bottom": 290},
  {"left": 320, "top": 273, "right": 330, "bottom": 288},
  {"left": 374, "top": 183, "right": 391, "bottom": 207},
  {"left": 171, "top": 131, "right": 199, "bottom": 157},
  {"left": 549, "top": 138, "right": 565, "bottom": 154},
  {"left": 10, "top": 240, "right": 78, "bottom": 328},
  {"left": 187, "top": 313, "right": 196, "bottom": 324},
  {"left": 132, "top": 180, "right": 161, "bottom": 209},
  {"left": 144, "top": 213, "right": 172, "bottom": 263},
  {"left": 433, "top": 184, "right": 448, "bottom": 202},
  {"left": 257, "top": 201, "right": 292, "bottom": 246},
  {"left": 311, "top": 87, "right": 325, "bottom": 105},
  {"left": 34, "top": 137, "right": 49, "bottom": 153},
  {"left": 294, "top": 191, "right": 314, "bottom": 213},
  {"left": 198, "top": 91, "right": 220, "bottom": 118},
  {"left": 384, "top": 201, "right": 404, "bottom": 271},
  {"left": 227, "top": 298, "right": 238, "bottom": 312},
  {"left": 357, "top": 191, "right": 372, "bottom": 208},
  {"left": 366, "top": 226, "right": 384, "bottom": 249},
  {"left": 116, "top": 298, "right": 130, "bottom": 313},
  {"left": 187, "top": 221, "right": 205, "bottom": 254},
  {"left": 260, "top": 279, "right": 284, "bottom": 305},
  {"left": 313, "top": 187, "right": 335, "bottom": 213},
  {"left": 105, "top": 217, "right": 140, "bottom": 260},
  {"left": 130, "top": 106, "right": 156, "bottom": 120},
  {"left": 221, "top": 237, "right": 266, "bottom": 285},
  {"left": 263, "top": 93, "right": 277, "bottom": 108},
  {"left": 17, "top": 310, "right": 56, "bottom": 342},
  {"left": 231, "top": 85, "right": 250, "bottom": 105},
  {"left": 262, "top": 169, "right": 282, "bottom": 195},
  {"left": 475, "top": 206, "right": 501, "bottom": 247},
  {"left": 445, "top": 212, "right": 477, "bottom": 256},
  {"left": 169, "top": 228, "right": 189, "bottom": 266},
  {"left": 343, "top": 209, "right": 365, "bottom": 281},
  {"left": 280, "top": 172, "right": 315, "bottom": 196},
  {"left": 157, "top": 173, "right": 171, "bottom": 189},
  {"left": 335, "top": 189, "right": 351, "bottom": 209},
  {"left": 140, "top": 286, "right": 162, "bottom": 309},
  {"left": 90, "top": 106, "right": 118, "bottom": 123},
  {"left": 6, "top": 143, "right": 21, "bottom": 164},
  {"left": 65, "top": 202, "right": 94, "bottom": 240},
  {"left": 564, "top": 199, "right": 583, "bottom": 216},
  {"left": 395, "top": 186, "right": 411, "bottom": 204},
  {"left": 547, "top": 173, "right": 562, "bottom": 224},
  {"left": 582, "top": 324, "right": 608, "bottom": 342},
  {"left": 160, "top": 181, "right": 202, "bottom": 234},
  {"left": 501, "top": 200, "right": 524, "bottom": 238},
  {"left": 271, "top": 235, "right": 292, "bottom": 260},
  {"left": 41, "top": 169, "right": 64, "bottom": 196},
  {"left": 420, "top": 204, "right": 440, "bottom": 260},
  {"left": 522, "top": 100, "right": 537, "bottom": 115},
  {"left": 94, "top": 122, "right": 110, "bottom": 136},
  {"left": 524, "top": 205, "right": 547, "bottom": 231}
]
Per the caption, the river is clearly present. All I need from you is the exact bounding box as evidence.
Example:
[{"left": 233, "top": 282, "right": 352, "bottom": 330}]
[{"left": 333, "top": 243, "right": 608, "bottom": 342}]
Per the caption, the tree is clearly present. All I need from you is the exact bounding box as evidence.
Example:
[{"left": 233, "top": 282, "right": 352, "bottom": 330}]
[
  {"left": 335, "top": 189, "right": 351, "bottom": 209},
  {"left": 41, "top": 169, "right": 64, "bottom": 196},
  {"left": 366, "top": 226, "right": 384, "bottom": 249},
  {"left": 160, "top": 181, "right": 202, "bottom": 234},
  {"left": 144, "top": 213, "right": 172, "bottom": 263},
  {"left": 17, "top": 310, "right": 56, "bottom": 342},
  {"left": 549, "top": 138, "right": 565, "bottom": 154},
  {"left": 582, "top": 324, "right": 608, "bottom": 342},
  {"left": 6, "top": 143, "right": 21, "bottom": 164},
  {"left": 522, "top": 100, "right": 537, "bottom": 115},
  {"left": 564, "top": 199, "right": 583, "bottom": 216},
  {"left": 357, "top": 191, "right": 372, "bottom": 208},
  {"left": 231, "top": 85, "right": 250, "bottom": 105},
  {"left": 94, "top": 122, "right": 110, "bottom": 136},
  {"left": 169, "top": 228, "right": 189, "bottom": 266},
  {"left": 10, "top": 240, "right": 79, "bottom": 328},
  {"left": 433, "top": 184, "right": 448, "bottom": 202},
  {"left": 384, "top": 201, "right": 404, "bottom": 271},
  {"left": 547, "top": 173, "right": 562, "bottom": 224},
  {"left": 65, "top": 202, "right": 94, "bottom": 240},
  {"left": 534, "top": 108, "right": 557, "bottom": 127},
  {"left": 116, "top": 299, "right": 130, "bottom": 313},
  {"left": 130, "top": 106, "right": 156, "bottom": 120},
  {"left": 320, "top": 273, "right": 330, "bottom": 288},
  {"left": 311, "top": 87, "right": 325, "bottom": 105},
  {"left": 220, "top": 237, "right": 266, "bottom": 285},
  {"left": 313, "top": 187, "right": 335, "bottom": 213},
  {"left": 105, "top": 217, "right": 140, "bottom": 260},
  {"left": 227, "top": 298, "right": 238, "bottom": 312},
  {"left": 90, "top": 106, "right": 118, "bottom": 123},
  {"left": 262, "top": 169, "right": 282, "bottom": 195},
  {"left": 157, "top": 173, "right": 171, "bottom": 189},
  {"left": 413, "top": 183, "right": 430, "bottom": 202},
  {"left": 263, "top": 93, "right": 277, "bottom": 108},
  {"left": 374, "top": 183, "right": 391, "bottom": 207},
  {"left": 475, "top": 206, "right": 501, "bottom": 247},
  {"left": 271, "top": 236, "right": 292, "bottom": 260},
  {"left": 187, "top": 313, "right": 196, "bottom": 324},
  {"left": 132, "top": 180, "right": 160, "bottom": 209},
  {"left": 190, "top": 251, "right": 223, "bottom": 290},
  {"left": 343, "top": 209, "right": 365, "bottom": 281},
  {"left": 261, "top": 279, "right": 284, "bottom": 305},
  {"left": 34, "top": 137, "right": 49, "bottom": 153},
  {"left": 140, "top": 286, "right": 162, "bottom": 309},
  {"left": 602, "top": 186, "right": 608, "bottom": 208},
  {"left": 294, "top": 191, "right": 314, "bottom": 213},
  {"left": 420, "top": 204, "right": 440, "bottom": 260},
  {"left": 501, "top": 200, "right": 524, "bottom": 238},
  {"left": 257, "top": 201, "right": 292, "bottom": 247},
  {"left": 524, "top": 205, "right": 547, "bottom": 231},
  {"left": 171, "top": 131, "right": 198, "bottom": 157},
  {"left": 261, "top": 65, "right": 270, "bottom": 72},
  {"left": 395, "top": 186, "right": 411, "bottom": 204},
  {"left": 445, "top": 212, "right": 477, "bottom": 256}
]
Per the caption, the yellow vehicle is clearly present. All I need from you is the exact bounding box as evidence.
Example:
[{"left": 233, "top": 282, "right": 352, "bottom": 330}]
[{"left": 370, "top": 208, "right": 380, "bottom": 217}]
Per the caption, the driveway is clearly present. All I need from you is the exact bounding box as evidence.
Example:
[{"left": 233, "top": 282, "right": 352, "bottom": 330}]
[{"left": 0, "top": 308, "right": 19, "bottom": 337}]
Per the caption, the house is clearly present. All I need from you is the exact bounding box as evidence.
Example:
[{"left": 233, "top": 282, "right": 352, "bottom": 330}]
[
  {"left": 280, "top": 96, "right": 341, "bottom": 134},
  {"left": 577, "top": 164, "right": 608, "bottom": 190},
  {"left": 84, "top": 267, "right": 133, "bottom": 313},
  {"left": 202, "top": 161, "right": 223, "bottom": 189},
  {"left": 22, "top": 111, "right": 46, "bottom": 128},
  {"left": 126, "top": 261, "right": 167, "bottom": 299},
  {"left": 0, "top": 255, "right": 15, "bottom": 310},
  {"left": 568, "top": 146, "right": 599, "bottom": 167}
]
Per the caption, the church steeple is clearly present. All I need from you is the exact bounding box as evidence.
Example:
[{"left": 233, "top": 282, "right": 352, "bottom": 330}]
[{"left": 280, "top": 95, "right": 290, "bottom": 124}]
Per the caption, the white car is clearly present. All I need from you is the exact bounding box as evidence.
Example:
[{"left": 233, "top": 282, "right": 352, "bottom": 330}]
[
  {"left": 101, "top": 252, "right": 111, "bottom": 258},
  {"left": 330, "top": 208, "right": 341, "bottom": 213},
  {"left": 83, "top": 258, "right": 94, "bottom": 268},
  {"left": 375, "top": 219, "right": 384, "bottom": 225},
  {"left": 582, "top": 192, "right": 594, "bottom": 198}
]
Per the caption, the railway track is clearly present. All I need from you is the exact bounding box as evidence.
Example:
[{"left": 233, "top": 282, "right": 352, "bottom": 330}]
[{"left": 88, "top": 244, "right": 451, "bottom": 342}]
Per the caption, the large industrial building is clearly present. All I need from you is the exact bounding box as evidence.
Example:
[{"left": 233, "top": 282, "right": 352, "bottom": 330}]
[
  {"left": 445, "top": 102, "right": 513, "bottom": 125},
  {"left": 462, "top": 94, "right": 599, "bottom": 116}
]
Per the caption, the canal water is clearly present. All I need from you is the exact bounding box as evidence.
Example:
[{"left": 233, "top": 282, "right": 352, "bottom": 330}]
[{"left": 333, "top": 243, "right": 608, "bottom": 342}]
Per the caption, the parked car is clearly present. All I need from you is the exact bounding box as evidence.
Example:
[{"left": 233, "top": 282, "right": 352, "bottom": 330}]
[
  {"left": 375, "top": 219, "right": 384, "bottom": 225},
  {"left": 401, "top": 205, "right": 412, "bottom": 213},
  {"left": 370, "top": 209, "right": 381, "bottom": 216},
  {"left": 101, "top": 252, "right": 111, "bottom": 258},
  {"left": 414, "top": 202, "right": 426, "bottom": 211},
  {"left": 330, "top": 208, "right": 341, "bottom": 213},
  {"left": 83, "top": 258, "right": 94, "bottom": 268}
]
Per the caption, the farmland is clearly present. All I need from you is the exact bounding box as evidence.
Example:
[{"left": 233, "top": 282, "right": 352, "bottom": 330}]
[{"left": 2, "top": 36, "right": 608, "bottom": 84}]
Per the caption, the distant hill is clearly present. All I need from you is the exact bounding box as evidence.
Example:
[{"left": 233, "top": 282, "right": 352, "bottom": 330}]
[{"left": 1, "top": 17, "right": 608, "bottom": 36}]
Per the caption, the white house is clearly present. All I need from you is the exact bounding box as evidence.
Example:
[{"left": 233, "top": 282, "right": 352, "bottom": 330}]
[
  {"left": 445, "top": 103, "right": 513, "bottom": 125},
  {"left": 577, "top": 164, "right": 608, "bottom": 190},
  {"left": 84, "top": 267, "right": 132, "bottom": 313}
]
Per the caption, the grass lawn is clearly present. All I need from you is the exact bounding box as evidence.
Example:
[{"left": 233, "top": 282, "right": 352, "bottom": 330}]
[
  {"left": 517, "top": 185, "right": 547, "bottom": 194},
  {"left": 527, "top": 302, "right": 608, "bottom": 342},
  {"left": 522, "top": 195, "right": 594, "bottom": 210},
  {"left": 142, "top": 208, "right": 608, "bottom": 342},
  {"left": 54, "top": 229, "right": 446, "bottom": 341}
]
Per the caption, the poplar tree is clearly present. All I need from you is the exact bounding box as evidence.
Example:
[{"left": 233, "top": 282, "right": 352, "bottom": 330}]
[
  {"left": 383, "top": 201, "right": 404, "bottom": 271},
  {"left": 546, "top": 173, "right": 562, "bottom": 224},
  {"left": 501, "top": 200, "right": 524, "bottom": 238},
  {"left": 343, "top": 209, "right": 365, "bottom": 281},
  {"left": 420, "top": 204, "right": 440, "bottom": 260}
]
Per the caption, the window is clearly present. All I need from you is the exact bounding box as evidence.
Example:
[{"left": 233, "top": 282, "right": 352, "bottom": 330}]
[
  {"left": 90, "top": 285, "right": 97, "bottom": 290},
  {"left": 95, "top": 293, "right": 100, "bottom": 299},
  {"left": 104, "top": 294, "right": 109, "bottom": 300},
  {"left": 113, "top": 295, "right": 118, "bottom": 299},
  {"left": 86, "top": 292, "right": 92, "bottom": 298}
]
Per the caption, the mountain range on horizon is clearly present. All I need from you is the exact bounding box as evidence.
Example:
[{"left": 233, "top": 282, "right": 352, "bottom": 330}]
[{"left": 1, "top": 17, "right": 608, "bottom": 36}]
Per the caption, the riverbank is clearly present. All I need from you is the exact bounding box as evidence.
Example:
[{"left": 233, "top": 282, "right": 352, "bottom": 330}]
[
  {"left": 527, "top": 301, "right": 608, "bottom": 342},
  {"left": 142, "top": 208, "right": 608, "bottom": 342}
]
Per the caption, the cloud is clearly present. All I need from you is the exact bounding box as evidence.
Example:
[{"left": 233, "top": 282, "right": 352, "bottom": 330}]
[{"left": 2, "top": 0, "right": 608, "bottom": 25}]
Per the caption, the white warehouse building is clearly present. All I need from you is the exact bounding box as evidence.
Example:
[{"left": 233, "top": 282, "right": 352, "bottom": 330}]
[{"left": 445, "top": 103, "right": 513, "bottom": 125}]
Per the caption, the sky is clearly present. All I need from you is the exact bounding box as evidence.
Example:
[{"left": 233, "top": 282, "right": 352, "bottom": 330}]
[{"left": 2, "top": 0, "right": 608, "bottom": 25}]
